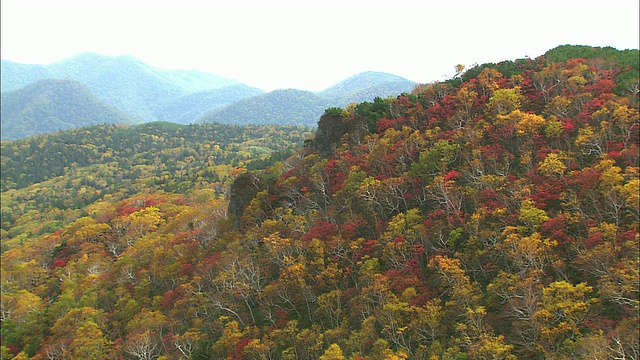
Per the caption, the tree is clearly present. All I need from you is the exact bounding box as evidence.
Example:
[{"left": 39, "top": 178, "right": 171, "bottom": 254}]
[
  {"left": 449, "top": 84, "right": 479, "bottom": 129},
  {"left": 319, "top": 343, "right": 346, "bottom": 360},
  {"left": 532, "top": 63, "right": 565, "bottom": 103},
  {"left": 66, "top": 321, "right": 112, "bottom": 360},
  {"left": 487, "top": 271, "right": 543, "bottom": 351},
  {"left": 513, "top": 110, "right": 547, "bottom": 136},
  {"left": 380, "top": 209, "right": 426, "bottom": 270},
  {"left": 124, "top": 331, "right": 161, "bottom": 360},
  {"left": 424, "top": 173, "right": 464, "bottom": 216},
  {"left": 315, "top": 290, "right": 344, "bottom": 330},
  {"left": 408, "top": 298, "right": 444, "bottom": 344},
  {"left": 468, "top": 333, "right": 516, "bottom": 360},
  {"left": 127, "top": 206, "right": 165, "bottom": 239},
  {"left": 379, "top": 298, "right": 413, "bottom": 354},
  {"left": 428, "top": 255, "right": 487, "bottom": 349},
  {"left": 172, "top": 331, "right": 203, "bottom": 360},
  {"left": 476, "top": 68, "right": 503, "bottom": 96},
  {"left": 411, "top": 140, "right": 460, "bottom": 180},
  {"left": 211, "top": 319, "right": 245, "bottom": 359},
  {"left": 538, "top": 152, "right": 567, "bottom": 177},
  {"left": 486, "top": 88, "right": 524, "bottom": 121},
  {"left": 533, "top": 281, "right": 596, "bottom": 356},
  {"left": 519, "top": 199, "right": 549, "bottom": 231}
]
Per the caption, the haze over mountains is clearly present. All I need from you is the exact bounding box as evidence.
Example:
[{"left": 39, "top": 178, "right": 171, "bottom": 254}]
[
  {"left": 0, "top": 53, "right": 417, "bottom": 139},
  {"left": 0, "top": 78, "right": 140, "bottom": 140}
]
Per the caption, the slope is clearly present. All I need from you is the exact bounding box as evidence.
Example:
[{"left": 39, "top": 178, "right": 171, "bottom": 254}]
[
  {"left": 1, "top": 53, "right": 246, "bottom": 122},
  {"left": 0, "top": 78, "right": 141, "bottom": 140},
  {"left": 195, "top": 72, "right": 417, "bottom": 127},
  {"left": 318, "top": 71, "right": 417, "bottom": 105},
  {"left": 153, "top": 84, "right": 265, "bottom": 124},
  {"left": 198, "top": 88, "right": 332, "bottom": 127},
  {"left": 2, "top": 45, "right": 638, "bottom": 360},
  {"left": 0, "top": 60, "right": 57, "bottom": 92}
]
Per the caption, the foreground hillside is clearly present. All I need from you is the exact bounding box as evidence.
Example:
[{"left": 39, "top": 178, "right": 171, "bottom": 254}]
[{"left": 1, "top": 45, "right": 638, "bottom": 359}]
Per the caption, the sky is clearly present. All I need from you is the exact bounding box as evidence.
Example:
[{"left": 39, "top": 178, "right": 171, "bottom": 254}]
[{"left": 2, "top": 0, "right": 639, "bottom": 92}]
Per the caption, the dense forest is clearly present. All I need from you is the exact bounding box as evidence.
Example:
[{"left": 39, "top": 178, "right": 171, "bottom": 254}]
[
  {"left": 1, "top": 45, "right": 639, "bottom": 359},
  {"left": 1, "top": 122, "right": 312, "bottom": 247}
]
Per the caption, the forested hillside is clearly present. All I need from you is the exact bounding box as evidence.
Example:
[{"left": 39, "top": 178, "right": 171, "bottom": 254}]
[
  {"left": 197, "top": 89, "right": 333, "bottom": 127},
  {"left": 1, "top": 45, "right": 638, "bottom": 359},
  {"left": 0, "top": 79, "right": 141, "bottom": 140},
  {"left": 1, "top": 122, "right": 311, "bottom": 243},
  {"left": 153, "top": 85, "right": 265, "bottom": 125},
  {"left": 197, "top": 73, "right": 417, "bottom": 128}
]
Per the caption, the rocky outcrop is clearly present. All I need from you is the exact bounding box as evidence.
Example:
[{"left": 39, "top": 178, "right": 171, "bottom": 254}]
[
  {"left": 311, "top": 108, "right": 349, "bottom": 158},
  {"left": 227, "top": 172, "right": 266, "bottom": 228}
]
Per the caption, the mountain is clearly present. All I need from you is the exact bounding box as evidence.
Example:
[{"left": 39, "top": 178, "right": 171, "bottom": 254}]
[
  {"left": 196, "top": 72, "right": 417, "bottom": 127},
  {"left": 153, "top": 84, "right": 265, "bottom": 124},
  {"left": 1, "top": 45, "right": 639, "bottom": 360},
  {"left": 318, "top": 71, "right": 417, "bottom": 105},
  {"left": 0, "top": 78, "right": 140, "bottom": 140},
  {"left": 1, "top": 53, "right": 241, "bottom": 94},
  {"left": 1, "top": 53, "right": 247, "bottom": 122},
  {"left": 2, "top": 55, "right": 417, "bottom": 132},
  {"left": 0, "top": 60, "right": 57, "bottom": 91},
  {"left": 198, "top": 88, "right": 332, "bottom": 127}
]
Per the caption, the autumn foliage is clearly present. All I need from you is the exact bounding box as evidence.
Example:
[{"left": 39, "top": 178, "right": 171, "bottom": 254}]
[{"left": 1, "top": 45, "right": 638, "bottom": 359}]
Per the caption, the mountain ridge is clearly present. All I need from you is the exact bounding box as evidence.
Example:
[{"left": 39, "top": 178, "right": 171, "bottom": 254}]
[
  {"left": 1, "top": 54, "right": 417, "bottom": 136},
  {"left": 0, "top": 78, "right": 141, "bottom": 140},
  {"left": 1, "top": 53, "right": 247, "bottom": 123},
  {"left": 197, "top": 88, "right": 332, "bottom": 127}
]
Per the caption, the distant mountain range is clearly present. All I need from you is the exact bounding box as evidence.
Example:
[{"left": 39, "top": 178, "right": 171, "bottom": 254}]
[
  {"left": 1, "top": 53, "right": 257, "bottom": 124},
  {"left": 197, "top": 72, "right": 418, "bottom": 128},
  {"left": 0, "top": 53, "right": 417, "bottom": 139},
  {"left": 1, "top": 78, "right": 140, "bottom": 140}
]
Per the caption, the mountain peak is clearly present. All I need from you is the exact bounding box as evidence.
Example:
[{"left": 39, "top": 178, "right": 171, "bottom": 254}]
[
  {"left": 1, "top": 78, "right": 139, "bottom": 140},
  {"left": 317, "top": 71, "right": 417, "bottom": 106}
]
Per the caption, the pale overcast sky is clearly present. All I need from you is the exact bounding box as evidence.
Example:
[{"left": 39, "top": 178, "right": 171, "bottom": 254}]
[{"left": 1, "top": 0, "right": 639, "bottom": 91}]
